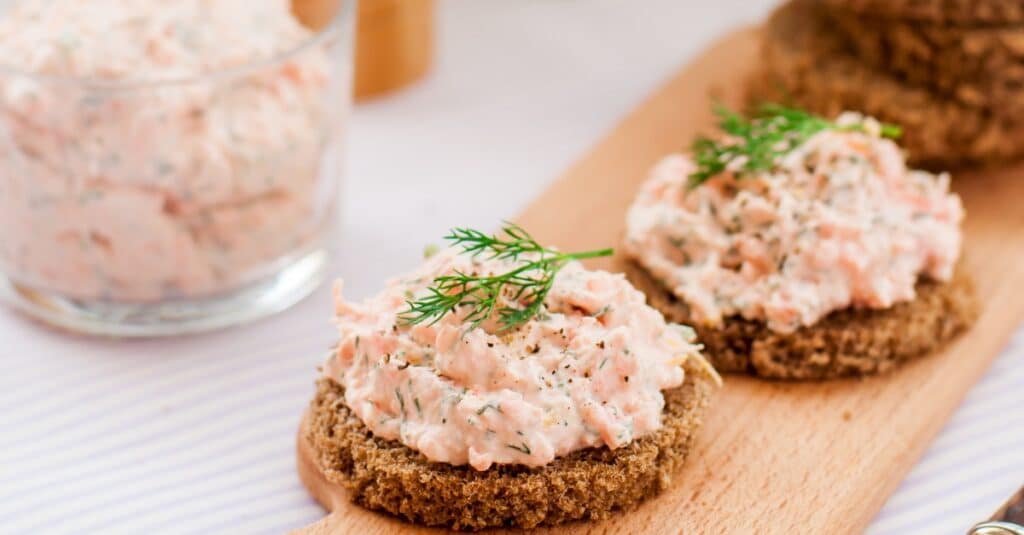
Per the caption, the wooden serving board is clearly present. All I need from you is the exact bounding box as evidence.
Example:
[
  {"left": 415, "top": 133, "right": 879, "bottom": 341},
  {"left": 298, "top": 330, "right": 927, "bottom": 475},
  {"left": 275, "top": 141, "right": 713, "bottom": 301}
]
[{"left": 294, "top": 28, "right": 1024, "bottom": 534}]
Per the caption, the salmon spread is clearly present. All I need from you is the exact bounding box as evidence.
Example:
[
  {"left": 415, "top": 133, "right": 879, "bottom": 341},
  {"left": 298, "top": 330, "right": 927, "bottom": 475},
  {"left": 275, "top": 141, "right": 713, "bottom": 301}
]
[
  {"left": 624, "top": 113, "right": 964, "bottom": 334},
  {"left": 0, "top": 0, "right": 340, "bottom": 301},
  {"left": 325, "top": 247, "right": 711, "bottom": 471}
]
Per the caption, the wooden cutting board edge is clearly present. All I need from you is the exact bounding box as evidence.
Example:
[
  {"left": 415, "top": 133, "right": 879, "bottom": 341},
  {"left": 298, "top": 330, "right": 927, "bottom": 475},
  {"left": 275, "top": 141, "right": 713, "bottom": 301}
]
[{"left": 292, "top": 27, "right": 1024, "bottom": 534}]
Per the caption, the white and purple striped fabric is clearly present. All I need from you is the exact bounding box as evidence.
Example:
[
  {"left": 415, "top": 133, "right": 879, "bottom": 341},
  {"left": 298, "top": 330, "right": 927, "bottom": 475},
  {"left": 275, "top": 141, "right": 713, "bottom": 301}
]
[{"left": 1, "top": 2, "right": 1021, "bottom": 533}]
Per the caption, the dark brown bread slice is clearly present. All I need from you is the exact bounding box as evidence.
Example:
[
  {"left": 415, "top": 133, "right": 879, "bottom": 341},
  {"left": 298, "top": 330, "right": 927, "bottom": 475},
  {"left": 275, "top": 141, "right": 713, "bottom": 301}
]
[
  {"left": 826, "top": 7, "right": 1024, "bottom": 115},
  {"left": 306, "top": 356, "right": 718, "bottom": 531},
  {"left": 623, "top": 260, "right": 978, "bottom": 380},
  {"left": 821, "top": 0, "right": 1024, "bottom": 24},
  {"left": 757, "top": 0, "right": 1024, "bottom": 169}
]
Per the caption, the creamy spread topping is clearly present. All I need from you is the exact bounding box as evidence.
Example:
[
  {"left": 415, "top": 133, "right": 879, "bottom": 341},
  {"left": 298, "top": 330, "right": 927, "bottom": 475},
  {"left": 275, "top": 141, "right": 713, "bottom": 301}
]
[
  {"left": 0, "top": 0, "right": 344, "bottom": 301},
  {"left": 625, "top": 113, "right": 964, "bottom": 333},
  {"left": 325, "top": 247, "right": 709, "bottom": 471},
  {"left": 0, "top": 0, "right": 313, "bottom": 80}
]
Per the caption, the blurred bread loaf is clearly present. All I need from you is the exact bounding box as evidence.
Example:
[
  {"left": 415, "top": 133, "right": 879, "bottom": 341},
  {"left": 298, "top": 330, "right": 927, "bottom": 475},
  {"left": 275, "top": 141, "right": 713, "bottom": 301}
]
[
  {"left": 756, "top": 0, "right": 1024, "bottom": 168},
  {"left": 820, "top": 0, "right": 1024, "bottom": 25},
  {"left": 826, "top": 7, "right": 1024, "bottom": 116}
]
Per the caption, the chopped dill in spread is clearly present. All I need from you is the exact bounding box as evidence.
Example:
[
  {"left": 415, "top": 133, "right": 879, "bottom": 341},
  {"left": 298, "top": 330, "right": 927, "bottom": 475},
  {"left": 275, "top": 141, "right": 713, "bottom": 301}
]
[
  {"left": 395, "top": 388, "right": 406, "bottom": 418},
  {"left": 477, "top": 403, "right": 502, "bottom": 415},
  {"left": 506, "top": 442, "right": 532, "bottom": 455}
]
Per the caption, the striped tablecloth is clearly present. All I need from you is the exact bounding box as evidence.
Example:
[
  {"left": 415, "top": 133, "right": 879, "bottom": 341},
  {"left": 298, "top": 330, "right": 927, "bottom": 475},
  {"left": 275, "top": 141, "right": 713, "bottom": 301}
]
[{"left": 2, "top": 2, "right": 1021, "bottom": 533}]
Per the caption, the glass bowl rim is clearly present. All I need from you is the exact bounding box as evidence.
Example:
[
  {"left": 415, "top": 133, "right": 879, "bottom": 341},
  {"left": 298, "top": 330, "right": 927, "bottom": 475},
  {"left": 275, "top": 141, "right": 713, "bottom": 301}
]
[{"left": 0, "top": 0, "right": 355, "bottom": 92}]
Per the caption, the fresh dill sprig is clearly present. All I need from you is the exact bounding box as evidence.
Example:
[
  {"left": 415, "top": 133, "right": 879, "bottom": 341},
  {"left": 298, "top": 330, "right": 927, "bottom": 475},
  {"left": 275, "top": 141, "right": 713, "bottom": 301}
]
[
  {"left": 398, "top": 223, "right": 613, "bottom": 331},
  {"left": 688, "top": 103, "right": 902, "bottom": 188}
]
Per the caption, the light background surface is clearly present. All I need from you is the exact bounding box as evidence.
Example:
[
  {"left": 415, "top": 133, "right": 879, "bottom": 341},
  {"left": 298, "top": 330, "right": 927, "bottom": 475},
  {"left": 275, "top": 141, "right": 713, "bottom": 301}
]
[{"left": 1, "top": 1, "right": 1021, "bottom": 533}]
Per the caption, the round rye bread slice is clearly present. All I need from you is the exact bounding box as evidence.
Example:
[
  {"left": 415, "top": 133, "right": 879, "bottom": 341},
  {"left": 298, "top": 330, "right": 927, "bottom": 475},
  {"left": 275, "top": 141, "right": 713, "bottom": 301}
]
[
  {"left": 818, "top": 0, "right": 1024, "bottom": 24},
  {"left": 824, "top": 7, "right": 1024, "bottom": 117},
  {"left": 300, "top": 357, "right": 719, "bottom": 531},
  {"left": 755, "top": 0, "right": 1024, "bottom": 169},
  {"left": 623, "top": 260, "right": 978, "bottom": 380}
]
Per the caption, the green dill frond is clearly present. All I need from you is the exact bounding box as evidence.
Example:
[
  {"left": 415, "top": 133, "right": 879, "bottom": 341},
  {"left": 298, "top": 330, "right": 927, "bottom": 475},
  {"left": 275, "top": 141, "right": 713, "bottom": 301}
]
[
  {"left": 688, "top": 103, "right": 902, "bottom": 188},
  {"left": 398, "top": 223, "right": 613, "bottom": 331}
]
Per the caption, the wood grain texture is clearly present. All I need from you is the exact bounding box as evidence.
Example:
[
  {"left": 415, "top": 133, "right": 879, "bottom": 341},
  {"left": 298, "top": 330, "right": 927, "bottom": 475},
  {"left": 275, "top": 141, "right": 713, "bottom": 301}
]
[{"left": 292, "top": 28, "right": 1024, "bottom": 534}]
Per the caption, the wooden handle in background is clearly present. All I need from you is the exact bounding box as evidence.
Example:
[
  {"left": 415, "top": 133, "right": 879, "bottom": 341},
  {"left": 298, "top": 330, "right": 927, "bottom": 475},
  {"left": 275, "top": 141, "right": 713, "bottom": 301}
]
[{"left": 292, "top": 0, "right": 435, "bottom": 100}]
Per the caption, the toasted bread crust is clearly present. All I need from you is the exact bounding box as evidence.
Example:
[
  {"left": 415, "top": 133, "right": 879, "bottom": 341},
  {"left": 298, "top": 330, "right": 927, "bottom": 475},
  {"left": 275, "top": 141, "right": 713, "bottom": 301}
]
[
  {"left": 305, "top": 358, "right": 718, "bottom": 531},
  {"left": 826, "top": 7, "right": 1024, "bottom": 115},
  {"left": 755, "top": 0, "right": 1024, "bottom": 169},
  {"left": 623, "top": 260, "right": 978, "bottom": 380},
  {"left": 820, "top": 0, "right": 1024, "bottom": 24}
]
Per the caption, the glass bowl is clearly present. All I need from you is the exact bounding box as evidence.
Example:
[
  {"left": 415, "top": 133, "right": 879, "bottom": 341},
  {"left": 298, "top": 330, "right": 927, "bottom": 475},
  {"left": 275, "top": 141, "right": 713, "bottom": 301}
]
[{"left": 0, "top": 0, "right": 354, "bottom": 336}]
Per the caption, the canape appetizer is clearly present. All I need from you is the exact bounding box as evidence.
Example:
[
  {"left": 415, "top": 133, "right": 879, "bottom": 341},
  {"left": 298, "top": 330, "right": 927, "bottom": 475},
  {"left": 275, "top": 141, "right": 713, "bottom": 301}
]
[
  {"left": 303, "top": 224, "right": 720, "bottom": 530},
  {"left": 623, "top": 106, "right": 978, "bottom": 379}
]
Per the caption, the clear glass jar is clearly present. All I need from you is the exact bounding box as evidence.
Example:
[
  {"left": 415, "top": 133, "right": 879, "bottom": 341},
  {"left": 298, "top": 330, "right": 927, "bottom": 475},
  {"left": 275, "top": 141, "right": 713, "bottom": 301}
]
[{"left": 0, "top": 1, "right": 354, "bottom": 336}]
